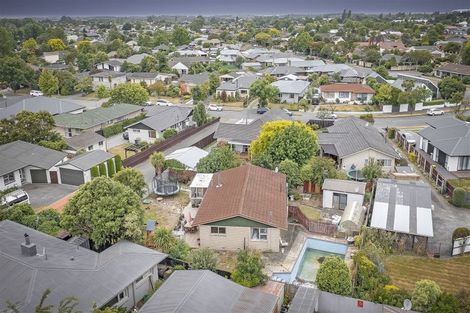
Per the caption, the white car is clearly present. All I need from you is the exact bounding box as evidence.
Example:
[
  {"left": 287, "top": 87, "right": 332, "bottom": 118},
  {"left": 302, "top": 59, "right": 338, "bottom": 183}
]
[
  {"left": 1, "top": 189, "right": 30, "bottom": 207},
  {"left": 324, "top": 113, "right": 337, "bottom": 119},
  {"left": 30, "top": 90, "right": 43, "bottom": 97},
  {"left": 207, "top": 104, "right": 223, "bottom": 111},
  {"left": 427, "top": 108, "right": 444, "bottom": 116},
  {"left": 156, "top": 99, "right": 173, "bottom": 106}
]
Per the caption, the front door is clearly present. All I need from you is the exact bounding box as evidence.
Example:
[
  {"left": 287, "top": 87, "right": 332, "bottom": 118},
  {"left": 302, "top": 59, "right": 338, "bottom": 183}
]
[{"left": 50, "top": 171, "right": 58, "bottom": 184}]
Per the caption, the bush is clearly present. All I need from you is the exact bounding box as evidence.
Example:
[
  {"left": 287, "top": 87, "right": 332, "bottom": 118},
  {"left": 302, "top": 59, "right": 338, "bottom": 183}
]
[
  {"left": 115, "top": 155, "right": 123, "bottom": 172},
  {"left": 96, "top": 85, "right": 110, "bottom": 99},
  {"left": 452, "top": 187, "right": 466, "bottom": 207},
  {"left": 231, "top": 250, "right": 267, "bottom": 288},
  {"left": 418, "top": 64, "right": 434, "bottom": 73},
  {"left": 189, "top": 248, "right": 217, "bottom": 271},
  {"left": 90, "top": 166, "right": 99, "bottom": 179},
  {"left": 431, "top": 292, "right": 460, "bottom": 313},
  {"left": 162, "top": 128, "right": 177, "bottom": 139},
  {"left": 101, "top": 114, "right": 146, "bottom": 138},
  {"left": 99, "top": 162, "right": 107, "bottom": 177},
  {"left": 359, "top": 113, "right": 374, "bottom": 123},
  {"left": 409, "top": 151, "right": 417, "bottom": 163},
  {"left": 107, "top": 159, "right": 116, "bottom": 177},
  {"left": 452, "top": 227, "right": 470, "bottom": 240},
  {"left": 164, "top": 159, "right": 185, "bottom": 170},
  {"left": 387, "top": 128, "right": 395, "bottom": 139},
  {"left": 374, "top": 285, "right": 411, "bottom": 308},
  {"left": 412, "top": 279, "right": 442, "bottom": 313},
  {"left": 316, "top": 256, "right": 352, "bottom": 296}
]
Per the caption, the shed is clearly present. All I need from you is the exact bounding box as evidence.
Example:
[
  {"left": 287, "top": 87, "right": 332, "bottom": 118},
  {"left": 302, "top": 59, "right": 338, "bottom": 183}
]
[
  {"left": 339, "top": 201, "right": 365, "bottom": 234},
  {"left": 322, "top": 179, "right": 366, "bottom": 210}
]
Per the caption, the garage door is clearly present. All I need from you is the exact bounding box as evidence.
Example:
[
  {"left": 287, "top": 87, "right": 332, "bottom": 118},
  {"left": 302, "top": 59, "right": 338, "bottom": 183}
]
[
  {"left": 60, "top": 168, "right": 84, "bottom": 186},
  {"left": 30, "top": 169, "right": 47, "bottom": 183}
]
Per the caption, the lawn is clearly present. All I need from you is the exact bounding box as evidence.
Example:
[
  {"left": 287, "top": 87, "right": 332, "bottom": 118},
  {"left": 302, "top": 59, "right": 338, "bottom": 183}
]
[
  {"left": 108, "top": 144, "right": 129, "bottom": 159},
  {"left": 268, "top": 103, "right": 300, "bottom": 111},
  {"left": 385, "top": 255, "right": 470, "bottom": 294},
  {"left": 299, "top": 205, "right": 321, "bottom": 221},
  {"left": 320, "top": 104, "right": 371, "bottom": 112}
]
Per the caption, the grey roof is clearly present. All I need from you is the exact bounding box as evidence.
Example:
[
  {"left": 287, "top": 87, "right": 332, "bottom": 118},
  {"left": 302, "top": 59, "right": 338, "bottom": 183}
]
[
  {"left": 265, "top": 66, "right": 302, "bottom": 76},
  {"left": 289, "top": 60, "right": 325, "bottom": 68},
  {"left": 180, "top": 72, "right": 210, "bottom": 85},
  {"left": 65, "top": 131, "right": 105, "bottom": 151},
  {"left": 418, "top": 117, "right": 470, "bottom": 156},
  {"left": 271, "top": 80, "right": 310, "bottom": 94},
  {"left": 318, "top": 118, "right": 399, "bottom": 159},
  {"left": 0, "top": 96, "right": 85, "bottom": 119},
  {"left": 126, "top": 72, "right": 159, "bottom": 79},
  {"left": 0, "top": 141, "right": 66, "bottom": 176},
  {"left": 217, "top": 74, "right": 259, "bottom": 91},
  {"left": 322, "top": 179, "right": 366, "bottom": 195},
  {"left": 0, "top": 220, "right": 166, "bottom": 313},
  {"left": 126, "top": 53, "right": 150, "bottom": 64},
  {"left": 127, "top": 106, "right": 192, "bottom": 132},
  {"left": 170, "top": 56, "right": 210, "bottom": 67},
  {"left": 91, "top": 71, "right": 126, "bottom": 78},
  {"left": 288, "top": 286, "right": 319, "bottom": 313},
  {"left": 60, "top": 150, "right": 114, "bottom": 171},
  {"left": 139, "top": 270, "right": 277, "bottom": 313}
]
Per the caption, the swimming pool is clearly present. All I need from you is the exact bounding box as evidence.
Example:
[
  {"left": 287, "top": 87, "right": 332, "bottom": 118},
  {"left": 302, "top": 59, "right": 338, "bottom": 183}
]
[{"left": 272, "top": 238, "right": 348, "bottom": 283}]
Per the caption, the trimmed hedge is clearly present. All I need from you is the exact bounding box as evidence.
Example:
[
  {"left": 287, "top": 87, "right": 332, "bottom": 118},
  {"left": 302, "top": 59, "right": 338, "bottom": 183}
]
[
  {"left": 452, "top": 187, "right": 466, "bottom": 207},
  {"left": 107, "top": 159, "right": 116, "bottom": 177},
  {"left": 90, "top": 166, "right": 99, "bottom": 179},
  {"left": 115, "top": 155, "right": 123, "bottom": 172},
  {"left": 423, "top": 99, "right": 445, "bottom": 106},
  {"left": 99, "top": 162, "right": 107, "bottom": 177},
  {"left": 101, "top": 113, "right": 146, "bottom": 138}
]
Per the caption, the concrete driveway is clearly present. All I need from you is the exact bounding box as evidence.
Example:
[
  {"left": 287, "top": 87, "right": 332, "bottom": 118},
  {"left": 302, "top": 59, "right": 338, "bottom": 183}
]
[{"left": 22, "top": 184, "right": 78, "bottom": 209}]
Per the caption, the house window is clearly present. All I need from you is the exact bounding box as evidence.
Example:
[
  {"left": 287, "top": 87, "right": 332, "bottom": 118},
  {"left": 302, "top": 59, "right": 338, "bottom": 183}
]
[
  {"left": 339, "top": 92, "right": 350, "bottom": 98},
  {"left": 3, "top": 172, "right": 16, "bottom": 186},
  {"left": 98, "top": 77, "right": 104, "bottom": 82},
  {"left": 210, "top": 226, "right": 226, "bottom": 235},
  {"left": 149, "top": 130, "right": 157, "bottom": 138},
  {"left": 98, "top": 141, "right": 104, "bottom": 146},
  {"left": 103, "top": 288, "right": 128, "bottom": 308},
  {"left": 332, "top": 192, "right": 347, "bottom": 210},
  {"left": 66, "top": 128, "right": 72, "bottom": 137},
  {"left": 377, "top": 159, "right": 392, "bottom": 167},
  {"left": 132, "top": 129, "right": 140, "bottom": 133},
  {"left": 251, "top": 228, "right": 268, "bottom": 241},
  {"left": 87, "top": 145, "right": 93, "bottom": 151},
  {"left": 458, "top": 156, "right": 470, "bottom": 171},
  {"left": 290, "top": 93, "right": 295, "bottom": 99}
]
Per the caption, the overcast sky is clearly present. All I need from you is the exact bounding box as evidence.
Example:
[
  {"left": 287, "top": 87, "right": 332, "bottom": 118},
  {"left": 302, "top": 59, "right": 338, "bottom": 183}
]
[{"left": 2, "top": 0, "right": 469, "bottom": 17}]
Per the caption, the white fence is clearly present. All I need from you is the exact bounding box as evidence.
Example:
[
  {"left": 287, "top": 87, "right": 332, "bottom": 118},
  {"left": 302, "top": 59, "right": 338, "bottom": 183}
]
[
  {"left": 382, "top": 102, "right": 457, "bottom": 113},
  {"left": 452, "top": 235, "right": 470, "bottom": 256}
]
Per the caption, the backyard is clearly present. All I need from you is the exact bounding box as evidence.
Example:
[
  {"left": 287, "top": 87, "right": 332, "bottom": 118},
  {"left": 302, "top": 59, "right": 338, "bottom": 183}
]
[
  {"left": 385, "top": 255, "right": 470, "bottom": 294},
  {"left": 142, "top": 192, "right": 190, "bottom": 229}
]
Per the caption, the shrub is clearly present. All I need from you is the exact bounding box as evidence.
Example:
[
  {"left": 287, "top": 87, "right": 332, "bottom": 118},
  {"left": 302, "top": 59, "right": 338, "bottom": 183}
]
[
  {"left": 452, "top": 187, "right": 466, "bottom": 207},
  {"left": 101, "top": 114, "right": 146, "bottom": 138},
  {"left": 409, "top": 151, "right": 417, "bottom": 163},
  {"left": 387, "top": 128, "right": 395, "bottom": 139},
  {"left": 231, "top": 250, "right": 267, "bottom": 288},
  {"left": 168, "top": 239, "right": 190, "bottom": 261},
  {"left": 115, "top": 155, "right": 123, "bottom": 172},
  {"left": 99, "top": 162, "right": 107, "bottom": 177},
  {"left": 107, "top": 159, "right": 116, "bottom": 177},
  {"left": 162, "top": 128, "right": 177, "bottom": 139},
  {"left": 359, "top": 113, "right": 374, "bottom": 123},
  {"left": 164, "top": 159, "right": 185, "bottom": 170},
  {"left": 153, "top": 227, "right": 176, "bottom": 253},
  {"left": 430, "top": 292, "right": 460, "bottom": 313},
  {"left": 452, "top": 227, "right": 470, "bottom": 241},
  {"left": 189, "top": 248, "right": 217, "bottom": 271},
  {"left": 90, "top": 166, "right": 99, "bottom": 179},
  {"left": 412, "top": 279, "right": 442, "bottom": 313},
  {"left": 316, "top": 256, "right": 352, "bottom": 296},
  {"left": 374, "top": 285, "right": 411, "bottom": 308}
]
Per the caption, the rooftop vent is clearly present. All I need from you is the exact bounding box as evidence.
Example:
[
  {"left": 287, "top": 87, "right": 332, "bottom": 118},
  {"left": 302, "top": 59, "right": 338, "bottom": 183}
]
[{"left": 21, "top": 233, "right": 37, "bottom": 257}]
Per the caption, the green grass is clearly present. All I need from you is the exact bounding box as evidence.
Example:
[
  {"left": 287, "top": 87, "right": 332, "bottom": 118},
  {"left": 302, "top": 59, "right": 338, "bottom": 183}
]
[
  {"left": 448, "top": 179, "right": 470, "bottom": 192},
  {"left": 299, "top": 205, "right": 321, "bottom": 221},
  {"left": 385, "top": 255, "right": 470, "bottom": 294}
]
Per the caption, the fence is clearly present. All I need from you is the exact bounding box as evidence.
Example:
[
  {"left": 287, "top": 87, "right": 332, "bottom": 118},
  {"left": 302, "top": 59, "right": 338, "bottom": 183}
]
[
  {"left": 288, "top": 206, "right": 337, "bottom": 237},
  {"left": 122, "top": 118, "right": 219, "bottom": 167},
  {"left": 452, "top": 235, "right": 470, "bottom": 256}
]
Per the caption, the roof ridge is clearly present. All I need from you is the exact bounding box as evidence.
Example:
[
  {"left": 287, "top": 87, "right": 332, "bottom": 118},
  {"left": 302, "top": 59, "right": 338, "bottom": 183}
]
[
  {"left": 173, "top": 271, "right": 208, "bottom": 313},
  {"left": 238, "top": 165, "right": 251, "bottom": 215}
]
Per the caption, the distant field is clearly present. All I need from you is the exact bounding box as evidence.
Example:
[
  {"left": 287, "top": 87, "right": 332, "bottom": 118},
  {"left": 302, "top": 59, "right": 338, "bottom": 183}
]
[{"left": 385, "top": 255, "right": 470, "bottom": 294}]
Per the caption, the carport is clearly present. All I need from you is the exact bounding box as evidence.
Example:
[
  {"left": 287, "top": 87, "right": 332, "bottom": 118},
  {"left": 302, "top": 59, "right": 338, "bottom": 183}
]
[{"left": 60, "top": 168, "right": 85, "bottom": 186}]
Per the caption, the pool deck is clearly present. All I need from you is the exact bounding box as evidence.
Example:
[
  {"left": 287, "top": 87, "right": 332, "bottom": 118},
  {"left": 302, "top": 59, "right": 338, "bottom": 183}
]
[{"left": 264, "top": 225, "right": 355, "bottom": 277}]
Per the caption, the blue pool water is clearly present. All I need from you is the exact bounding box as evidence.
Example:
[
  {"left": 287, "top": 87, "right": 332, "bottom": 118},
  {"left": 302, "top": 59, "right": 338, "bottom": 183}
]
[{"left": 272, "top": 238, "right": 347, "bottom": 283}]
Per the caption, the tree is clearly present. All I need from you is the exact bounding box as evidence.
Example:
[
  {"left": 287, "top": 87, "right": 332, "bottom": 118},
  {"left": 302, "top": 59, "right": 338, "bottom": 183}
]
[
  {"left": 96, "top": 85, "right": 110, "bottom": 99},
  {"left": 196, "top": 144, "right": 242, "bottom": 173},
  {"left": 316, "top": 256, "right": 352, "bottom": 296},
  {"left": 189, "top": 16, "right": 205, "bottom": 32},
  {"left": 452, "top": 187, "right": 466, "bottom": 207},
  {"left": 374, "top": 84, "right": 393, "bottom": 105},
  {"left": 362, "top": 158, "right": 384, "bottom": 182},
  {"left": 113, "top": 168, "right": 146, "bottom": 198},
  {"left": 38, "top": 70, "right": 59, "bottom": 96},
  {"left": 150, "top": 152, "right": 165, "bottom": 175},
  {"left": 0, "top": 27, "right": 15, "bottom": 57},
  {"left": 158, "top": 127, "right": 176, "bottom": 139},
  {"left": 61, "top": 177, "right": 144, "bottom": 249},
  {"left": 168, "top": 239, "right": 190, "bottom": 260},
  {"left": 110, "top": 83, "right": 149, "bottom": 105},
  {"left": 278, "top": 159, "right": 301, "bottom": 191},
  {"left": 153, "top": 227, "right": 176, "bottom": 253},
  {"left": 47, "top": 38, "right": 66, "bottom": 51},
  {"left": 172, "top": 27, "right": 191, "bottom": 46},
  {"left": 74, "top": 76, "right": 93, "bottom": 95},
  {"left": 192, "top": 102, "right": 208, "bottom": 127},
  {"left": 114, "top": 155, "right": 123, "bottom": 172},
  {"left": 412, "top": 279, "right": 442, "bottom": 313},
  {"left": 251, "top": 121, "right": 318, "bottom": 166},
  {"left": 21, "top": 38, "right": 39, "bottom": 60},
  {"left": 462, "top": 41, "right": 470, "bottom": 65},
  {"left": 293, "top": 32, "right": 313, "bottom": 54},
  {"left": 373, "top": 66, "right": 389, "bottom": 79},
  {"left": 231, "top": 250, "right": 267, "bottom": 288},
  {"left": 431, "top": 293, "right": 460, "bottom": 313},
  {"left": 249, "top": 79, "right": 279, "bottom": 108},
  {"left": 208, "top": 73, "right": 220, "bottom": 95},
  {"left": 106, "top": 159, "right": 116, "bottom": 177},
  {"left": 255, "top": 32, "right": 272, "bottom": 46},
  {"left": 0, "top": 55, "right": 35, "bottom": 91},
  {"left": 301, "top": 156, "right": 338, "bottom": 185},
  {"left": 191, "top": 85, "right": 206, "bottom": 102},
  {"left": 148, "top": 81, "right": 166, "bottom": 96},
  {"left": 90, "top": 166, "right": 99, "bottom": 179},
  {"left": 99, "top": 162, "right": 107, "bottom": 176},
  {"left": 438, "top": 77, "right": 466, "bottom": 100},
  {"left": 189, "top": 247, "right": 217, "bottom": 271}
]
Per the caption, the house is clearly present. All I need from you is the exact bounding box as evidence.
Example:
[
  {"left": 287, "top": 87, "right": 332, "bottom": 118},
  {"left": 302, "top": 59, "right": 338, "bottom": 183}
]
[
  {"left": 189, "top": 173, "right": 213, "bottom": 207},
  {"left": 126, "top": 72, "right": 160, "bottom": 85},
  {"left": 407, "top": 46, "right": 445, "bottom": 58},
  {"left": 241, "top": 62, "right": 262, "bottom": 70},
  {"left": 57, "top": 150, "right": 116, "bottom": 185},
  {"left": 265, "top": 66, "right": 303, "bottom": 78},
  {"left": 322, "top": 179, "right": 366, "bottom": 210},
  {"left": 216, "top": 74, "right": 259, "bottom": 99},
  {"left": 318, "top": 118, "right": 399, "bottom": 171},
  {"left": 216, "top": 49, "right": 243, "bottom": 64},
  {"left": 172, "top": 62, "right": 189, "bottom": 75},
  {"left": 434, "top": 63, "right": 470, "bottom": 79},
  {"left": 320, "top": 83, "right": 375, "bottom": 104},
  {"left": 126, "top": 53, "right": 149, "bottom": 65},
  {"left": 64, "top": 131, "right": 107, "bottom": 155},
  {"left": 43, "top": 51, "right": 64, "bottom": 64},
  {"left": 392, "top": 73, "right": 440, "bottom": 99},
  {"left": 0, "top": 220, "right": 166, "bottom": 312},
  {"left": 90, "top": 71, "right": 127, "bottom": 90},
  {"left": 370, "top": 179, "right": 433, "bottom": 249},
  {"left": 0, "top": 96, "right": 85, "bottom": 120},
  {"left": 416, "top": 117, "right": 470, "bottom": 192},
  {"left": 95, "top": 59, "right": 124, "bottom": 72},
  {"left": 125, "top": 106, "right": 192, "bottom": 144},
  {"left": 54, "top": 104, "right": 143, "bottom": 138},
  {"left": 271, "top": 80, "right": 310, "bottom": 103},
  {"left": 179, "top": 72, "right": 210, "bottom": 93},
  {"left": 139, "top": 270, "right": 278, "bottom": 313},
  {"left": 193, "top": 164, "right": 288, "bottom": 252},
  {"left": 0, "top": 141, "right": 66, "bottom": 191},
  {"left": 165, "top": 147, "right": 208, "bottom": 171}
]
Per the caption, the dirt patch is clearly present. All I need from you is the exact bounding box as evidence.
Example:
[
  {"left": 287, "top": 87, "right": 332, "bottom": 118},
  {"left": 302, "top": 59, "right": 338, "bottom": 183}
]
[
  {"left": 214, "top": 250, "right": 239, "bottom": 273},
  {"left": 109, "top": 143, "right": 131, "bottom": 159},
  {"left": 143, "top": 192, "right": 190, "bottom": 230}
]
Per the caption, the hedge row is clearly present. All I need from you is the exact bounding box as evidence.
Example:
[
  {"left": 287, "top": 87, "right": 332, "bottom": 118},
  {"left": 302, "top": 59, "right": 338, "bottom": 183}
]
[{"left": 102, "top": 113, "right": 146, "bottom": 138}]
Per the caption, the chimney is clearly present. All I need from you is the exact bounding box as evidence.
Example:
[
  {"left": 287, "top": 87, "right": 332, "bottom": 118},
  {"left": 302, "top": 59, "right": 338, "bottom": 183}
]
[{"left": 21, "top": 233, "right": 37, "bottom": 257}]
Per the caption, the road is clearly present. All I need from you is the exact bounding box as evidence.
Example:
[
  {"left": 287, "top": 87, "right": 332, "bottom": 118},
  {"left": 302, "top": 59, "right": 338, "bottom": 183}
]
[{"left": 373, "top": 113, "right": 452, "bottom": 129}]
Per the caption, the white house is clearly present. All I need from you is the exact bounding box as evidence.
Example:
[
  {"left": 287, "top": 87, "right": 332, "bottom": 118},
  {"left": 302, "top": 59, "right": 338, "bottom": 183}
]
[
  {"left": 43, "top": 51, "right": 63, "bottom": 64},
  {"left": 95, "top": 59, "right": 123, "bottom": 72},
  {"left": 271, "top": 80, "right": 310, "bottom": 103},
  {"left": 322, "top": 179, "right": 366, "bottom": 210},
  {"left": 172, "top": 62, "right": 189, "bottom": 76},
  {"left": 64, "top": 131, "right": 107, "bottom": 155},
  {"left": 91, "top": 71, "right": 127, "bottom": 90},
  {"left": 320, "top": 83, "right": 375, "bottom": 104}
]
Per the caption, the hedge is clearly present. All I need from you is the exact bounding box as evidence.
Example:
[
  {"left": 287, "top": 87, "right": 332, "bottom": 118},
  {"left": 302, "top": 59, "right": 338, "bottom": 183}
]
[
  {"left": 99, "top": 162, "right": 107, "bottom": 177},
  {"left": 452, "top": 227, "right": 470, "bottom": 241},
  {"left": 101, "top": 114, "right": 146, "bottom": 138},
  {"left": 423, "top": 99, "right": 445, "bottom": 106},
  {"left": 90, "top": 166, "right": 99, "bottom": 179},
  {"left": 107, "top": 159, "right": 116, "bottom": 177},
  {"left": 115, "top": 155, "right": 123, "bottom": 172},
  {"left": 452, "top": 187, "right": 466, "bottom": 207}
]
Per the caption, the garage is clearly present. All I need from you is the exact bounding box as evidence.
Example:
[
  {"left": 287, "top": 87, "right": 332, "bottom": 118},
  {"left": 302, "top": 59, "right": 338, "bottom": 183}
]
[
  {"left": 30, "top": 169, "right": 48, "bottom": 183},
  {"left": 60, "top": 168, "right": 85, "bottom": 186}
]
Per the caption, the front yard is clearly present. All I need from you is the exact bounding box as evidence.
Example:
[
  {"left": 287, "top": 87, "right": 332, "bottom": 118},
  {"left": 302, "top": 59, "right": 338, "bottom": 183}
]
[{"left": 385, "top": 255, "right": 470, "bottom": 294}]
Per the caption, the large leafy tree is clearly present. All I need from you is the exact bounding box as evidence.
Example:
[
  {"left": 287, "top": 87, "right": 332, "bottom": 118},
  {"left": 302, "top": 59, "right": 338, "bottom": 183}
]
[
  {"left": 0, "top": 55, "right": 36, "bottom": 91},
  {"left": 362, "top": 158, "right": 385, "bottom": 182},
  {"left": 196, "top": 144, "right": 242, "bottom": 173},
  {"left": 462, "top": 41, "right": 470, "bottom": 65},
  {"left": 293, "top": 31, "right": 313, "bottom": 54},
  {"left": 231, "top": 250, "right": 267, "bottom": 288},
  {"left": 255, "top": 32, "right": 272, "bottom": 46},
  {"left": 301, "top": 156, "right": 338, "bottom": 185},
  {"left": 47, "top": 38, "right": 67, "bottom": 51},
  {"left": 438, "top": 77, "right": 466, "bottom": 100},
  {"left": 113, "top": 168, "right": 147, "bottom": 198},
  {"left": 316, "top": 256, "right": 352, "bottom": 296},
  {"left": 189, "top": 16, "right": 205, "bottom": 32},
  {"left": 38, "top": 69, "right": 59, "bottom": 96},
  {"left": 249, "top": 79, "right": 279, "bottom": 108},
  {"left": 251, "top": 121, "right": 318, "bottom": 167},
  {"left": 61, "top": 177, "right": 144, "bottom": 249},
  {"left": 109, "top": 83, "right": 149, "bottom": 105},
  {"left": 192, "top": 102, "right": 208, "bottom": 126},
  {"left": 171, "top": 27, "right": 191, "bottom": 46},
  {"left": 0, "top": 27, "right": 15, "bottom": 57},
  {"left": 278, "top": 159, "right": 302, "bottom": 191}
]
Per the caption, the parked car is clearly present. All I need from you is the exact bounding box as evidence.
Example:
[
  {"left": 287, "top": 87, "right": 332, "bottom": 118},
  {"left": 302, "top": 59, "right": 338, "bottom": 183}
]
[
  {"left": 156, "top": 99, "right": 173, "bottom": 106},
  {"left": 122, "top": 131, "right": 129, "bottom": 140},
  {"left": 283, "top": 108, "right": 293, "bottom": 116},
  {"left": 325, "top": 113, "right": 337, "bottom": 119},
  {"left": 143, "top": 101, "right": 154, "bottom": 106},
  {"left": 207, "top": 104, "right": 223, "bottom": 111},
  {"left": 257, "top": 107, "right": 269, "bottom": 114},
  {"left": 426, "top": 108, "right": 444, "bottom": 116},
  {"left": 1, "top": 189, "right": 30, "bottom": 207},
  {"left": 30, "top": 90, "right": 43, "bottom": 97}
]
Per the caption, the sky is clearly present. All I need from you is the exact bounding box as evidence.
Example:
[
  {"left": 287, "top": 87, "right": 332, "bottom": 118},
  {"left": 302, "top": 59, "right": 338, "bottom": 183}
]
[{"left": 1, "top": 0, "right": 469, "bottom": 17}]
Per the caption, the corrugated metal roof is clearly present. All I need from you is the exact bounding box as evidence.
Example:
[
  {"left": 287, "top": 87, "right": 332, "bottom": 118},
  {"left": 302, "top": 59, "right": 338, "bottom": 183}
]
[
  {"left": 288, "top": 286, "right": 318, "bottom": 313},
  {"left": 65, "top": 131, "right": 105, "bottom": 150},
  {"left": 127, "top": 106, "right": 192, "bottom": 132},
  {"left": 59, "top": 150, "right": 114, "bottom": 171}
]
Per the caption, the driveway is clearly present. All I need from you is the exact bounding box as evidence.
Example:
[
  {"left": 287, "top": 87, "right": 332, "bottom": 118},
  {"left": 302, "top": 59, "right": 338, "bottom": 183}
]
[{"left": 22, "top": 184, "right": 78, "bottom": 209}]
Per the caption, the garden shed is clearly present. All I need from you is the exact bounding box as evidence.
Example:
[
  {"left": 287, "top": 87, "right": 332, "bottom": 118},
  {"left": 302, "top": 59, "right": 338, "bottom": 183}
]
[{"left": 339, "top": 201, "right": 365, "bottom": 235}]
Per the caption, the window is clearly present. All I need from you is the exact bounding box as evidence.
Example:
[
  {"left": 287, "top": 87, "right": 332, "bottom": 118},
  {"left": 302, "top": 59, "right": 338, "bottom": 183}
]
[
  {"left": 149, "top": 130, "right": 157, "bottom": 138},
  {"left": 98, "top": 77, "right": 104, "bottom": 82},
  {"left": 458, "top": 156, "right": 470, "bottom": 171},
  {"left": 377, "top": 159, "right": 392, "bottom": 167},
  {"left": 132, "top": 129, "right": 140, "bottom": 133},
  {"left": 3, "top": 172, "right": 16, "bottom": 186},
  {"left": 333, "top": 192, "right": 347, "bottom": 210},
  {"left": 66, "top": 128, "right": 72, "bottom": 137},
  {"left": 339, "top": 92, "right": 350, "bottom": 98},
  {"left": 210, "top": 226, "right": 226, "bottom": 235},
  {"left": 103, "top": 288, "right": 128, "bottom": 308},
  {"left": 98, "top": 141, "right": 104, "bottom": 146},
  {"left": 87, "top": 145, "right": 93, "bottom": 151},
  {"left": 135, "top": 270, "right": 150, "bottom": 285},
  {"left": 251, "top": 228, "right": 268, "bottom": 240},
  {"left": 290, "top": 93, "right": 295, "bottom": 99}
]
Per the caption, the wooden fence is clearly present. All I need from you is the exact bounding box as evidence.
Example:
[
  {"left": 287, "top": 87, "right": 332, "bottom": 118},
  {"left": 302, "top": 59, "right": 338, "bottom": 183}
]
[
  {"left": 122, "top": 118, "right": 219, "bottom": 167},
  {"left": 288, "top": 206, "right": 337, "bottom": 237}
]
